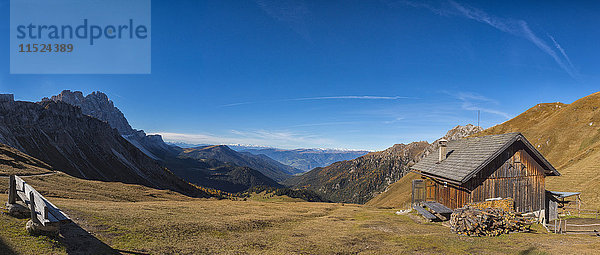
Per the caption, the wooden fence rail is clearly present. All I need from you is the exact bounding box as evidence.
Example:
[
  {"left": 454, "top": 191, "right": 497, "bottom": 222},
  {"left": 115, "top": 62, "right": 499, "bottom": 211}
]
[
  {"left": 561, "top": 206, "right": 600, "bottom": 219},
  {"left": 7, "top": 175, "right": 69, "bottom": 226},
  {"left": 546, "top": 218, "right": 600, "bottom": 235}
]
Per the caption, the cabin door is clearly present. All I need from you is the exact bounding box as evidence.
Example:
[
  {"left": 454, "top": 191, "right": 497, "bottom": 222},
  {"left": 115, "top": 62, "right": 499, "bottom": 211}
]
[
  {"left": 425, "top": 179, "right": 436, "bottom": 201},
  {"left": 412, "top": 179, "right": 425, "bottom": 205}
]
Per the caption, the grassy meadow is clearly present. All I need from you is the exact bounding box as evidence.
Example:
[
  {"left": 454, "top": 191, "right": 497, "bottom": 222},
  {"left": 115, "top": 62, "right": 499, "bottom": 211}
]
[{"left": 0, "top": 173, "right": 599, "bottom": 254}]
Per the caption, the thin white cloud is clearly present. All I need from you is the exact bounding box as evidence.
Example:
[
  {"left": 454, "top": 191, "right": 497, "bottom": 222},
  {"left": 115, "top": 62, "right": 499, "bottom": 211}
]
[
  {"left": 398, "top": 0, "right": 579, "bottom": 80},
  {"left": 456, "top": 92, "right": 511, "bottom": 119},
  {"left": 219, "top": 95, "right": 414, "bottom": 107},
  {"left": 548, "top": 35, "right": 576, "bottom": 73},
  {"left": 288, "top": 121, "right": 362, "bottom": 128},
  {"left": 152, "top": 129, "right": 334, "bottom": 149},
  {"left": 289, "top": 96, "right": 411, "bottom": 101}
]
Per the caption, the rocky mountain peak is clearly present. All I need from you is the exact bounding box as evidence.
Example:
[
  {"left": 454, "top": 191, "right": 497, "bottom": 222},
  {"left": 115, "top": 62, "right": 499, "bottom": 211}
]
[
  {"left": 420, "top": 124, "right": 483, "bottom": 160},
  {"left": 443, "top": 124, "right": 484, "bottom": 140},
  {"left": 43, "top": 90, "right": 134, "bottom": 135}
]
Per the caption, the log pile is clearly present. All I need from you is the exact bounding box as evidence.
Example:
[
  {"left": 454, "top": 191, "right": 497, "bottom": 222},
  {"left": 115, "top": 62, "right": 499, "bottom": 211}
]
[
  {"left": 450, "top": 199, "right": 535, "bottom": 236},
  {"left": 466, "top": 198, "right": 514, "bottom": 212}
]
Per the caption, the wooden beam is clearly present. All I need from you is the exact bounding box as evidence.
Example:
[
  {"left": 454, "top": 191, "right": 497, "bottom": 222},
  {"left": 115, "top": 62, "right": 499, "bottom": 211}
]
[
  {"left": 29, "top": 191, "right": 38, "bottom": 224},
  {"left": 8, "top": 175, "right": 16, "bottom": 204}
]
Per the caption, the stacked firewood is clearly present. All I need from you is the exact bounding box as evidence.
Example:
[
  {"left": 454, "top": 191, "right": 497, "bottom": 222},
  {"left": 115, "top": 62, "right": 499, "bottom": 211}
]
[
  {"left": 450, "top": 201, "right": 535, "bottom": 236},
  {"left": 465, "top": 198, "right": 514, "bottom": 212}
]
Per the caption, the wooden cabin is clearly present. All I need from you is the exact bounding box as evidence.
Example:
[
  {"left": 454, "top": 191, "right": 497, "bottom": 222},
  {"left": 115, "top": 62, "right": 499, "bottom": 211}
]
[{"left": 411, "top": 133, "right": 560, "bottom": 215}]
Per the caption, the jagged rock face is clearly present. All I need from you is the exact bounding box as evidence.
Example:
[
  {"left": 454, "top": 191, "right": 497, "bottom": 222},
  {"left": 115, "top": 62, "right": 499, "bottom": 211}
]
[
  {"left": 45, "top": 90, "right": 181, "bottom": 160},
  {"left": 285, "top": 124, "right": 482, "bottom": 204},
  {"left": 0, "top": 100, "right": 205, "bottom": 197},
  {"left": 43, "top": 90, "right": 135, "bottom": 135}
]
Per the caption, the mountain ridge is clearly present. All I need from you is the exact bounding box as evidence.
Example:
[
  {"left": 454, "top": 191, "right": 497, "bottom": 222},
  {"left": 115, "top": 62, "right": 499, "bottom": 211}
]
[
  {"left": 0, "top": 98, "right": 207, "bottom": 197},
  {"left": 285, "top": 124, "right": 482, "bottom": 204},
  {"left": 46, "top": 90, "right": 294, "bottom": 189}
]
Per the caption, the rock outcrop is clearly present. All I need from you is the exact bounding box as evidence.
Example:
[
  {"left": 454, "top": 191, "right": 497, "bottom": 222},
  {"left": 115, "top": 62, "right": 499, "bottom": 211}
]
[
  {"left": 44, "top": 90, "right": 134, "bottom": 135},
  {"left": 44, "top": 90, "right": 181, "bottom": 160},
  {"left": 419, "top": 124, "right": 484, "bottom": 160}
]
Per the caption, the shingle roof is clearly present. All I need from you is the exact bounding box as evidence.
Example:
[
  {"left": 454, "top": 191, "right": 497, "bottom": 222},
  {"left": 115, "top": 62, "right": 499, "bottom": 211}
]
[{"left": 411, "top": 133, "right": 559, "bottom": 184}]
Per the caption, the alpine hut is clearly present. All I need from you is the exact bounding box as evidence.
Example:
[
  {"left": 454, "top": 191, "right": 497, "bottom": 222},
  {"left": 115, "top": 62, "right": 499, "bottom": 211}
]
[{"left": 410, "top": 133, "right": 560, "bottom": 217}]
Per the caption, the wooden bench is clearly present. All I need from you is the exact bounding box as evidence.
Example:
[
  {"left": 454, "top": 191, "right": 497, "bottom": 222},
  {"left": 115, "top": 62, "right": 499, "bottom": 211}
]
[
  {"left": 8, "top": 175, "right": 69, "bottom": 226},
  {"left": 423, "top": 201, "right": 454, "bottom": 215},
  {"left": 413, "top": 204, "right": 438, "bottom": 221}
]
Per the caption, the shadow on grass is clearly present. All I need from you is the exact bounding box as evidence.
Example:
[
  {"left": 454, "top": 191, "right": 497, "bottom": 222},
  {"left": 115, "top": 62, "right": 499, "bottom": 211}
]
[
  {"left": 56, "top": 221, "right": 120, "bottom": 255},
  {"left": 519, "top": 246, "right": 541, "bottom": 255},
  {"left": 0, "top": 236, "right": 17, "bottom": 255},
  {"left": 57, "top": 221, "right": 151, "bottom": 255},
  {"left": 57, "top": 221, "right": 148, "bottom": 255}
]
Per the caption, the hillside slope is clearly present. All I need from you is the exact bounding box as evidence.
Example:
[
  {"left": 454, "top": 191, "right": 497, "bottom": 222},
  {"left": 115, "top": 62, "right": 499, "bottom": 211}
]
[
  {"left": 287, "top": 124, "right": 481, "bottom": 204},
  {"left": 284, "top": 141, "right": 430, "bottom": 204},
  {"left": 474, "top": 92, "right": 600, "bottom": 208},
  {"left": 0, "top": 99, "right": 206, "bottom": 197},
  {"left": 0, "top": 143, "right": 54, "bottom": 176},
  {"left": 181, "top": 145, "right": 299, "bottom": 182}
]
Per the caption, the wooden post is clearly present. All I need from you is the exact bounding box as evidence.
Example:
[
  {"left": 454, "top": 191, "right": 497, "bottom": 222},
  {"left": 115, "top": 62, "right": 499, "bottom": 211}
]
[
  {"left": 8, "top": 175, "right": 16, "bottom": 204},
  {"left": 29, "top": 191, "right": 38, "bottom": 224},
  {"left": 564, "top": 218, "right": 567, "bottom": 233},
  {"left": 577, "top": 195, "right": 581, "bottom": 217}
]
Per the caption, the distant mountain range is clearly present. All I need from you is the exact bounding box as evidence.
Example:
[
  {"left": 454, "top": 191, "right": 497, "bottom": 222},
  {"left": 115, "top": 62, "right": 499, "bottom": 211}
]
[
  {"left": 229, "top": 145, "right": 369, "bottom": 172},
  {"left": 284, "top": 124, "right": 483, "bottom": 204},
  {"left": 44, "top": 90, "right": 294, "bottom": 192},
  {"left": 179, "top": 145, "right": 303, "bottom": 181}
]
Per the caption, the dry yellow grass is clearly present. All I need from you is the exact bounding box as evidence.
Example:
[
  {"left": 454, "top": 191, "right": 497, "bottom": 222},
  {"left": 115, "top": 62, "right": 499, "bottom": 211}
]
[
  {"left": 0, "top": 144, "right": 54, "bottom": 176},
  {"left": 1, "top": 173, "right": 599, "bottom": 254},
  {"left": 476, "top": 92, "right": 600, "bottom": 209},
  {"left": 366, "top": 172, "right": 419, "bottom": 208},
  {"left": 0, "top": 172, "right": 190, "bottom": 202}
]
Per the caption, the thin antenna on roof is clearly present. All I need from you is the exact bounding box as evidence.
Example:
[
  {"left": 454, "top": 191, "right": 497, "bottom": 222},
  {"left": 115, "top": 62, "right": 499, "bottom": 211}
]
[{"left": 477, "top": 110, "right": 480, "bottom": 129}]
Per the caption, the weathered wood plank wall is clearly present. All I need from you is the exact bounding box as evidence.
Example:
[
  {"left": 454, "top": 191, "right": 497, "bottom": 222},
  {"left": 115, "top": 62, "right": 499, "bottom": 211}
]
[{"left": 424, "top": 141, "right": 546, "bottom": 212}]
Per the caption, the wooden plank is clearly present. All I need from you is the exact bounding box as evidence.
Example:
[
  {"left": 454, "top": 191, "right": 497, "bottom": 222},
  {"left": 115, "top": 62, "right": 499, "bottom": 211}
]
[
  {"left": 423, "top": 201, "right": 453, "bottom": 214},
  {"left": 8, "top": 175, "right": 16, "bottom": 204},
  {"left": 413, "top": 205, "right": 438, "bottom": 220}
]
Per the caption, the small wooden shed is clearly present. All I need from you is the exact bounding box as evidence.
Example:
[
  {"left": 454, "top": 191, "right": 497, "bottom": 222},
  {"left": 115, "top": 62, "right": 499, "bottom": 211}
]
[{"left": 411, "top": 133, "right": 560, "bottom": 215}]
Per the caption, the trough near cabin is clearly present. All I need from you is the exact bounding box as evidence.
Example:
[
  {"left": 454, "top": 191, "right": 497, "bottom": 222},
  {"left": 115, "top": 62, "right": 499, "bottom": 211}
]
[{"left": 411, "top": 133, "right": 560, "bottom": 221}]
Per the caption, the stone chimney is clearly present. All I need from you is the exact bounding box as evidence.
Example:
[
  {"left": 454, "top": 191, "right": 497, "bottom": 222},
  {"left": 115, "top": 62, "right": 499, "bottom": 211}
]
[{"left": 438, "top": 139, "right": 448, "bottom": 163}]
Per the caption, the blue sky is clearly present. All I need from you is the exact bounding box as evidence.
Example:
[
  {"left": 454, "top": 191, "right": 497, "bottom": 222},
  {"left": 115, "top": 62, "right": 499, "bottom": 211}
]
[{"left": 1, "top": 0, "right": 599, "bottom": 150}]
